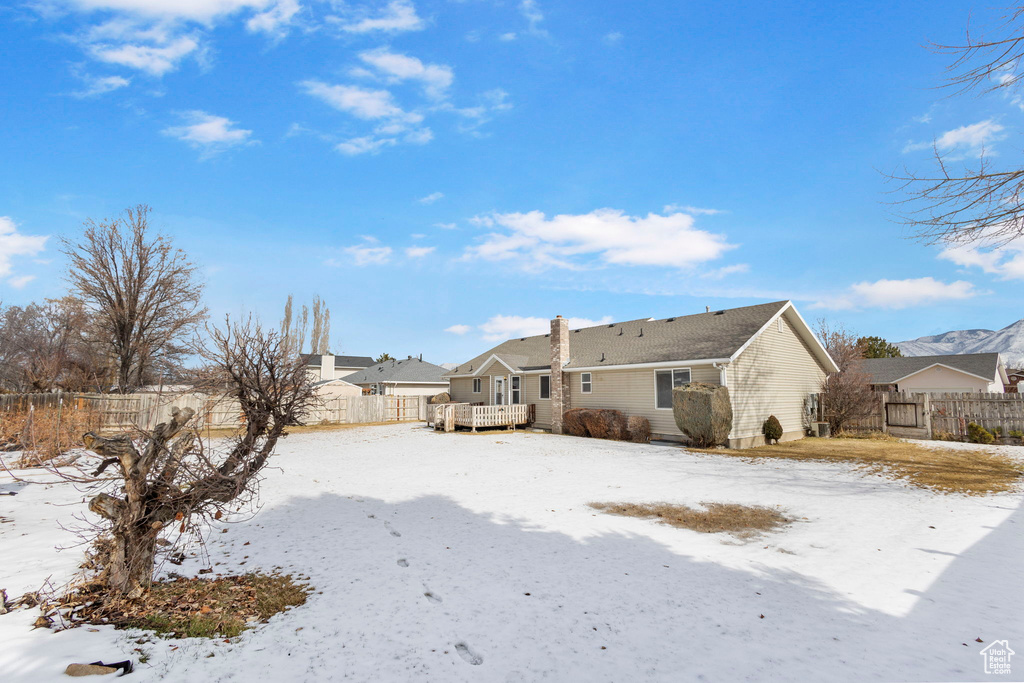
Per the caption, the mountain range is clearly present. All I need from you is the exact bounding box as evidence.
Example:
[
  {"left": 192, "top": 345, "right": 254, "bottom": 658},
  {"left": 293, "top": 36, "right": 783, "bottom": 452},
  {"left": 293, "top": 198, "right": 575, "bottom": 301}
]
[{"left": 897, "top": 318, "right": 1024, "bottom": 369}]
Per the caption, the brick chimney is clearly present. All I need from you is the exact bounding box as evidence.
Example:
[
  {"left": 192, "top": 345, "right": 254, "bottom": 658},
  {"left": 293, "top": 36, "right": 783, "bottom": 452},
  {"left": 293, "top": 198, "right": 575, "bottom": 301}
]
[{"left": 550, "top": 315, "right": 570, "bottom": 434}]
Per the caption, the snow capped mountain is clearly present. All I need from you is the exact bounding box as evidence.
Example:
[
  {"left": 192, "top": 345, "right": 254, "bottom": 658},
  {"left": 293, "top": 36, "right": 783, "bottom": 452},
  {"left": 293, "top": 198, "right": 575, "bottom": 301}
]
[{"left": 898, "top": 319, "right": 1024, "bottom": 369}]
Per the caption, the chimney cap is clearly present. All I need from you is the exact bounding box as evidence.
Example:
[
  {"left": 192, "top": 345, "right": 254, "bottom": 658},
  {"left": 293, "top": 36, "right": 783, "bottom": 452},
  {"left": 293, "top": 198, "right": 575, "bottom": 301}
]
[{"left": 556, "top": 315, "right": 562, "bottom": 318}]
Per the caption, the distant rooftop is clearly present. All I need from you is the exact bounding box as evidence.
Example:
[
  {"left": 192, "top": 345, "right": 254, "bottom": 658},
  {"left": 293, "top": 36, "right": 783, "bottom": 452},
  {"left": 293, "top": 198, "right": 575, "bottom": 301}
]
[
  {"left": 345, "top": 357, "right": 449, "bottom": 384},
  {"left": 300, "top": 354, "right": 375, "bottom": 369},
  {"left": 861, "top": 353, "right": 1003, "bottom": 384}
]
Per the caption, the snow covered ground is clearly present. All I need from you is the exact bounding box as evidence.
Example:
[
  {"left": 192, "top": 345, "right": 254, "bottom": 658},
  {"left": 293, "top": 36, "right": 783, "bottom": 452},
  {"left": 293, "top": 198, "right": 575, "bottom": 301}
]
[{"left": 1, "top": 424, "right": 1022, "bottom": 682}]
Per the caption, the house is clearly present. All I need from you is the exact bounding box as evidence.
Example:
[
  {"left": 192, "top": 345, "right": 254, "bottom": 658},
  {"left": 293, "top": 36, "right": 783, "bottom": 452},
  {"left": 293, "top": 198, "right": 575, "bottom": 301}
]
[
  {"left": 311, "top": 377, "right": 362, "bottom": 398},
  {"left": 344, "top": 356, "right": 450, "bottom": 397},
  {"left": 301, "top": 354, "right": 375, "bottom": 382},
  {"left": 443, "top": 300, "right": 838, "bottom": 448},
  {"left": 861, "top": 353, "right": 1009, "bottom": 394},
  {"left": 1005, "top": 369, "right": 1024, "bottom": 393}
]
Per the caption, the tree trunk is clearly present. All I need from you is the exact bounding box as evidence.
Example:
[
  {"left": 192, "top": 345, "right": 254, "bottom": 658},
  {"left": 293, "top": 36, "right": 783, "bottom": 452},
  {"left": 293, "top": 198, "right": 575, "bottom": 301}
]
[{"left": 107, "top": 517, "right": 159, "bottom": 599}]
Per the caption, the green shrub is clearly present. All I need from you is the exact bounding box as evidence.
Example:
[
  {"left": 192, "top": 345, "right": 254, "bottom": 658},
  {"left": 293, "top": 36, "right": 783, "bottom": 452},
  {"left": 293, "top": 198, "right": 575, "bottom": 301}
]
[
  {"left": 993, "top": 425, "right": 1004, "bottom": 436},
  {"left": 967, "top": 422, "right": 995, "bottom": 444},
  {"left": 627, "top": 416, "right": 651, "bottom": 443},
  {"left": 762, "top": 415, "right": 783, "bottom": 444},
  {"left": 1009, "top": 429, "right": 1024, "bottom": 439},
  {"left": 672, "top": 383, "right": 733, "bottom": 448}
]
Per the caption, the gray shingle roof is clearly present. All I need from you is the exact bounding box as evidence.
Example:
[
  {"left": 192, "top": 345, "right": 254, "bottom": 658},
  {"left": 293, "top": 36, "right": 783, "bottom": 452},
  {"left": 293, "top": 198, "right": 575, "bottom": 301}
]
[
  {"left": 447, "top": 301, "right": 790, "bottom": 376},
  {"left": 345, "top": 357, "right": 449, "bottom": 385},
  {"left": 301, "top": 354, "right": 375, "bottom": 369},
  {"left": 861, "top": 353, "right": 1002, "bottom": 384}
]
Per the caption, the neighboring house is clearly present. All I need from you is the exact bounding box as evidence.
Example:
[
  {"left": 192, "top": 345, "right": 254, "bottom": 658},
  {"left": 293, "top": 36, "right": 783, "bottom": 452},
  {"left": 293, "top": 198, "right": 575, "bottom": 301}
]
[
  {"left": 345, "top": 356, "right": 450, "bottom": 397},
  {"left": 1006, "top": 369, "right": 1024, "bottom": 393},
  {"left": 301, "top": 354, "right": 375, "bottom": 382},
  {"left": 861, "top": 353, "right": 1009, "bottom": 394},
  {"left": 443, "top": 300, "right": 838, "bottom": 448},
  {"left": 312, "top": 378, "right": 362, "bottom": 398}
]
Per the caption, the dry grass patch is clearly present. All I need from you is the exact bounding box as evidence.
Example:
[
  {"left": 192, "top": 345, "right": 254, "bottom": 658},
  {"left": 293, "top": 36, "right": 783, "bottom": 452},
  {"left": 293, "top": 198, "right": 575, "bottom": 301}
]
[
  {"left": 700, "top": 436, "right": 1024, "bottom": 496},
  {"left": 589, "top": 501, "right": 790, "bottom": 539},
  {"left": 201, "top": 421, "right": 400, "bottom": 439},
  {"left": 60, "top": 572, "right": 310, "bottom": 638}
]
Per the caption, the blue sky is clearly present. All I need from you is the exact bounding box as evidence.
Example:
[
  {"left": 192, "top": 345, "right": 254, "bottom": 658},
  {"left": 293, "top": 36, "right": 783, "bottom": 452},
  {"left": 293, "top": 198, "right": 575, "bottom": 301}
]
[{"left": 2, "top": 0, "right": 1022, "bottom": 363}]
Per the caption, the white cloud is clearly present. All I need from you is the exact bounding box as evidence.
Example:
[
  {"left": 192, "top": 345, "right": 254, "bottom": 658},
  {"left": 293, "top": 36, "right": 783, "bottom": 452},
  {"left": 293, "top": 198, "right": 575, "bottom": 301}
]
[
  {"left": 903, "top": 119, "right": 1006, "bottom": 155},
  {"left": 0, "top": 217, "right": 49, "bottom": 279},
  {"left": 662, "top": 204, "right": 723, "bottom": 216},
  {"left": 812, "top": 277, "right": 978, "bottom": 310},
  {"left": 417, "top": 192, "right": 444, "bottom": 204},
  {"left": 700, "top": 263, "right": 749, "bottom": 279},
  {"left": 434, "top": 222, "right": 457, "bottom": 230},
  {"left": 445, "top": 324, "right": 472, "bottom": 335},
  {"left": 301, "top": 80, "right": 415, "bottom": 121},
  {"left": 939, "top": 237, "right": 1024, "bottom": 281},
  {"left": 463, "top": 208, "right": 736, "bottom": 270},
  {"left": 603, "top": 31, "right": 622, "bottom": 44},
  {"left": 358, "top": 48, "right": 453, "bottom": 99},
  {"left": 89, "top": 34, "right": 200, "bottom": 75},
  {"left": 72, "top": 74, "right": 131, "bottom": 97},
  {"left": 499, "top": 32, "right": 517, "bottom": 41},
  {"left": 246, "top": 0, "right": 301, "bottom": 36},
  {"left": 60, "top": 1, "right": 276, "bottom": 22},
  {"left": 519, "top": 0, "right": 546, "bottom": 36},
  {"left": 335, "top": 135, "right": 396, "bottom": 155},
  {"left": 478, "top": 314, "right": 613, "bottom": 341},
  {"left": 448, "top": 88, "right": 513, "bottom": 134},
  {"left": 8, "top": 275, "right": 36, "bottom": 289},
  {"left": 343, "top": 239, "right": 393, "bottom": 265},
  {"left": 405, "top": 246, "right": 435, "bottom": 258},
  {"left": 332, "top": 0, "right": 423, "bottom": 33},
  {"left": 162, "top": 110, "right": 254, "bottom": 155}
]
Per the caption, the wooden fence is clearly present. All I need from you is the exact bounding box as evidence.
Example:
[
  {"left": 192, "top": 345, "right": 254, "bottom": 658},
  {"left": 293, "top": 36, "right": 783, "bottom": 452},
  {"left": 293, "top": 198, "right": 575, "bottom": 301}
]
[
  {"left": 0, "top": 392, "right": 429, "bottom": 432},
  {"left": 841, "top": 391, "right": 1024, "bottom": 440}
]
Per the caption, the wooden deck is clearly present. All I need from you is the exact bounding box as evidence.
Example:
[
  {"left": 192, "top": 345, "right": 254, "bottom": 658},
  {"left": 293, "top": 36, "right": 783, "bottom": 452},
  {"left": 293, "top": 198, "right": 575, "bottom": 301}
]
[{"left": 431, "top": 403, "right": 534, "bottom": 432}]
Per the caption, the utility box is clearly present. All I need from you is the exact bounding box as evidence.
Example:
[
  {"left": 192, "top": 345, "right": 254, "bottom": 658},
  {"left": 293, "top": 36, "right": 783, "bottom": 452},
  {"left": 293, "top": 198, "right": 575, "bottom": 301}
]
[{"left": 811, "top": 421, "right": 831, "bottom": 438}]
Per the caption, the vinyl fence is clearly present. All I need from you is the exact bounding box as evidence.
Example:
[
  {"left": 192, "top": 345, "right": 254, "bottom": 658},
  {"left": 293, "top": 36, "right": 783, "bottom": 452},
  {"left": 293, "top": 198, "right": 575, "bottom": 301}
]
[
  {"left": 0, "top": 392, "right": 430, "bottom": 432},
  {"left": 840, "top": 391, "right": 1024, "bottom": 441}
]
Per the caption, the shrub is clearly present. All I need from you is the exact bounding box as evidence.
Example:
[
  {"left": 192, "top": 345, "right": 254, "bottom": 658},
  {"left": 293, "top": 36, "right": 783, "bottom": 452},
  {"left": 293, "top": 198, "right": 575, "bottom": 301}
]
[
  {"left": 581, "top": 409, "right": 629, "bottom": 440},
  {"left": 429, "top": 392, "right": 451, "bottom": 404},
  {"left": 0, "top": 405, "right": 100, "bottom": 467},
  {"left": 627, "top": 416, "right": 651, "bottom": 443},
  {"left": 967, "top": 422, "right": 995, "bottom": 444},
  {"left": 561, "top": 408, "right": 629, "bottom": 441},
  {"left": 562, "top": 408, "right": 589, "bottom": 437},
  {"left": 762, "top": 415, "right": 783, "bottom": 444},
  {"left": 993, "top": 425, "right": 1004, "bottom": 436},
  {"left": 933, "top": 429, "right": 959, "bottom": 442},
  {"left": 672, "top": 383, "right": 733, "bottom": 448},
  {"left": 1009, "top": 429, "right": 1024, "bottom": 439}
]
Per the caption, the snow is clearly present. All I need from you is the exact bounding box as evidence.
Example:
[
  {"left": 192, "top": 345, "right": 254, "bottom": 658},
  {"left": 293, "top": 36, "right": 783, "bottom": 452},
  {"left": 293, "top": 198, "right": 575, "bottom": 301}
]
[
  {"left": 1, "top": 424, "right": 1022, "bottom": 682},
  {"left": 899, "top": 319, "right": 1024, "bottom": 368}
]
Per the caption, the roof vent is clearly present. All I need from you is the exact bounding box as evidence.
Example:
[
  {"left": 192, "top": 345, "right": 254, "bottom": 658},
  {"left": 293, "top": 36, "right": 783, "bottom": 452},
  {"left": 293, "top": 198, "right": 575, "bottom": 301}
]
[
  {"left": 600, "top": 352, "right": 606, "bottom": 362},
  {"left": 638, "top": 327, "right": 643, "bottom": 337},
  {"left": 607, "top": 324, "right": 615, "bottom": 328},
  {"left": 520, "top": 338, "right": 526, "bottom": 341},
  {"left": 618, "top": 328, "right": 623, "bottom": 336},
  {"left": 544, "top": 334, "right": 550, "bottom": 338},
  {"left": 706, "top": 306, "right": 710, "bottom": 313},
  {"left": 666, "top": 317, "right": 675, "bottom": 322},
  {"left": 715, "top": 310, "right": 725, "bottom": 316},
  {"left": 574, "top": 329, "right": 580, "bottom": 333}
]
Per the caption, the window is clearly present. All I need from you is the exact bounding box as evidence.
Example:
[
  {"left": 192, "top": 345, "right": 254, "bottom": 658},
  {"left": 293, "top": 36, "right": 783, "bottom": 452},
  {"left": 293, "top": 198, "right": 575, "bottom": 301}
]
[
  {"left": 511, "top": 376, "right": 522, "bottom": 404},
  {"left": 472, "top": 378, "right": 481, "bottom": 393},
  {"left": 539, "top": 374, "right": 551, "bottom": 400},
  {"left": 581, "top": 372, "right": 592, "bottom": 394},
  {"left": 655, "top": 368, "right": 691, "bottom": 409}
]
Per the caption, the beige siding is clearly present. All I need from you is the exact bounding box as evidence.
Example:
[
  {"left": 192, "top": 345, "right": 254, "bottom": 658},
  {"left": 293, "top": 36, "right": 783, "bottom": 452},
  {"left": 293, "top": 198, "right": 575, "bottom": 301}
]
[
  {"left": 729, "top": 311, "right": 826, "bottom": 441},
  {"left": 558, "top": 365, "right": 720, "bottom": 435},
  {"left": 896, "top": 366, "right": 1000, "bottom": 393},
  {"left": 449, "top": 376, "right": 490, "bottom": 404},
  {"left": 523, "top": 373, "right": 552, "bottom": 426}
]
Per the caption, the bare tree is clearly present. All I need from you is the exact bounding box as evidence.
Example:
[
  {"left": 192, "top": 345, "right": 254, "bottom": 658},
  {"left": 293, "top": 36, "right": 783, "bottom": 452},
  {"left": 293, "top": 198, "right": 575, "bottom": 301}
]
[
  {"left": 816, "top": 319, "right": 877, "bottom": 433},
  {"left": 61, "top": 205, "right": 206, "bottom": 393},
  {"left": 891, "top": 7, "right": 1024, "bottom": 245},
  {"left": 281, "top": 295, "right": 330, "bottom": 355},
  {"left": 79, "top": 316, "right": 317, "bottom": 598}
]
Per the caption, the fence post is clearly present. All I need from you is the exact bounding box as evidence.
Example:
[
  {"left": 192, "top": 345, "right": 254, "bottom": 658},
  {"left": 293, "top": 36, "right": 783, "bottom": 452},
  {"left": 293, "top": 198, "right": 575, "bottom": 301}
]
[
  {"left": 880, "top": 392, "right": 889, "bottom": 434},
  {"left": 922, "top": 393, "right": 932, "bottom": 439}
]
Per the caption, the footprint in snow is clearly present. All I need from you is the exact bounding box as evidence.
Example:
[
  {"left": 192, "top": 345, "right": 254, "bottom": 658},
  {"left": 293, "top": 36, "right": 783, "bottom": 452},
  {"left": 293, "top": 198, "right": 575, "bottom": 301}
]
[
  {"left": 423, "top": 589, "right": 442, "bottom": 604},
  {"left": 397, "top": 559, "right": 409, "bottom": 568},
  {"left": 454, "top": 642, "right": 483, "bottom": 666},
  {"left": 383, "top": 521, "right": 401, "bottom": 537},
  {"left": 366, "top": 514, "right": 376, "bottom": 519}
]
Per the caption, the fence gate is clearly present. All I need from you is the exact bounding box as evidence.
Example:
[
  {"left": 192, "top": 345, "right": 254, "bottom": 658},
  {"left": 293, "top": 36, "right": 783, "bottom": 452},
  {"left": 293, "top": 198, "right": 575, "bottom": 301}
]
[{"left": 885, "top": 402, "right": 919, "bottom": 428}]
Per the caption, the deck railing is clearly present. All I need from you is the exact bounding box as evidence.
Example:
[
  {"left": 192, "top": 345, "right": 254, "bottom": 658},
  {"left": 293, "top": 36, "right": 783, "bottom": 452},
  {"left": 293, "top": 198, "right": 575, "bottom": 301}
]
[{"left": 431, "top": 403, "right": 532, "bottom": 431}]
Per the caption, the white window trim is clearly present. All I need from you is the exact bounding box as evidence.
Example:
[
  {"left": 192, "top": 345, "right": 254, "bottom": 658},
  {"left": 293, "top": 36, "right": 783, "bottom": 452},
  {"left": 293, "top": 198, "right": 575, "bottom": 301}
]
[
  {"left": 654, "top": 368, "right": 692, "bottom": 410},
  {"left": 581, "top": 372, "right": 592, "bottom": 394},
  {"left": 511, "top": 375, "right": 522, "bottom": 404},
  {"left": 539, "top": 374, "right": 551, "bottom": 400},
  {"left": 472, "top": 378, "right": 481, "bottom": 393},
  {"left": 493, "top": 376, "right": 506, "bottom": 405}
]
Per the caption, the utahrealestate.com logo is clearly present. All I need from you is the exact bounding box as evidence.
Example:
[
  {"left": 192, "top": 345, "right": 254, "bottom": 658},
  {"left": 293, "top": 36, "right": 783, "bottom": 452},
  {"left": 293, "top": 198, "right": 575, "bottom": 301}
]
[{"left": 980, "top": 640, "right": 1015, "bottom": 675}]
